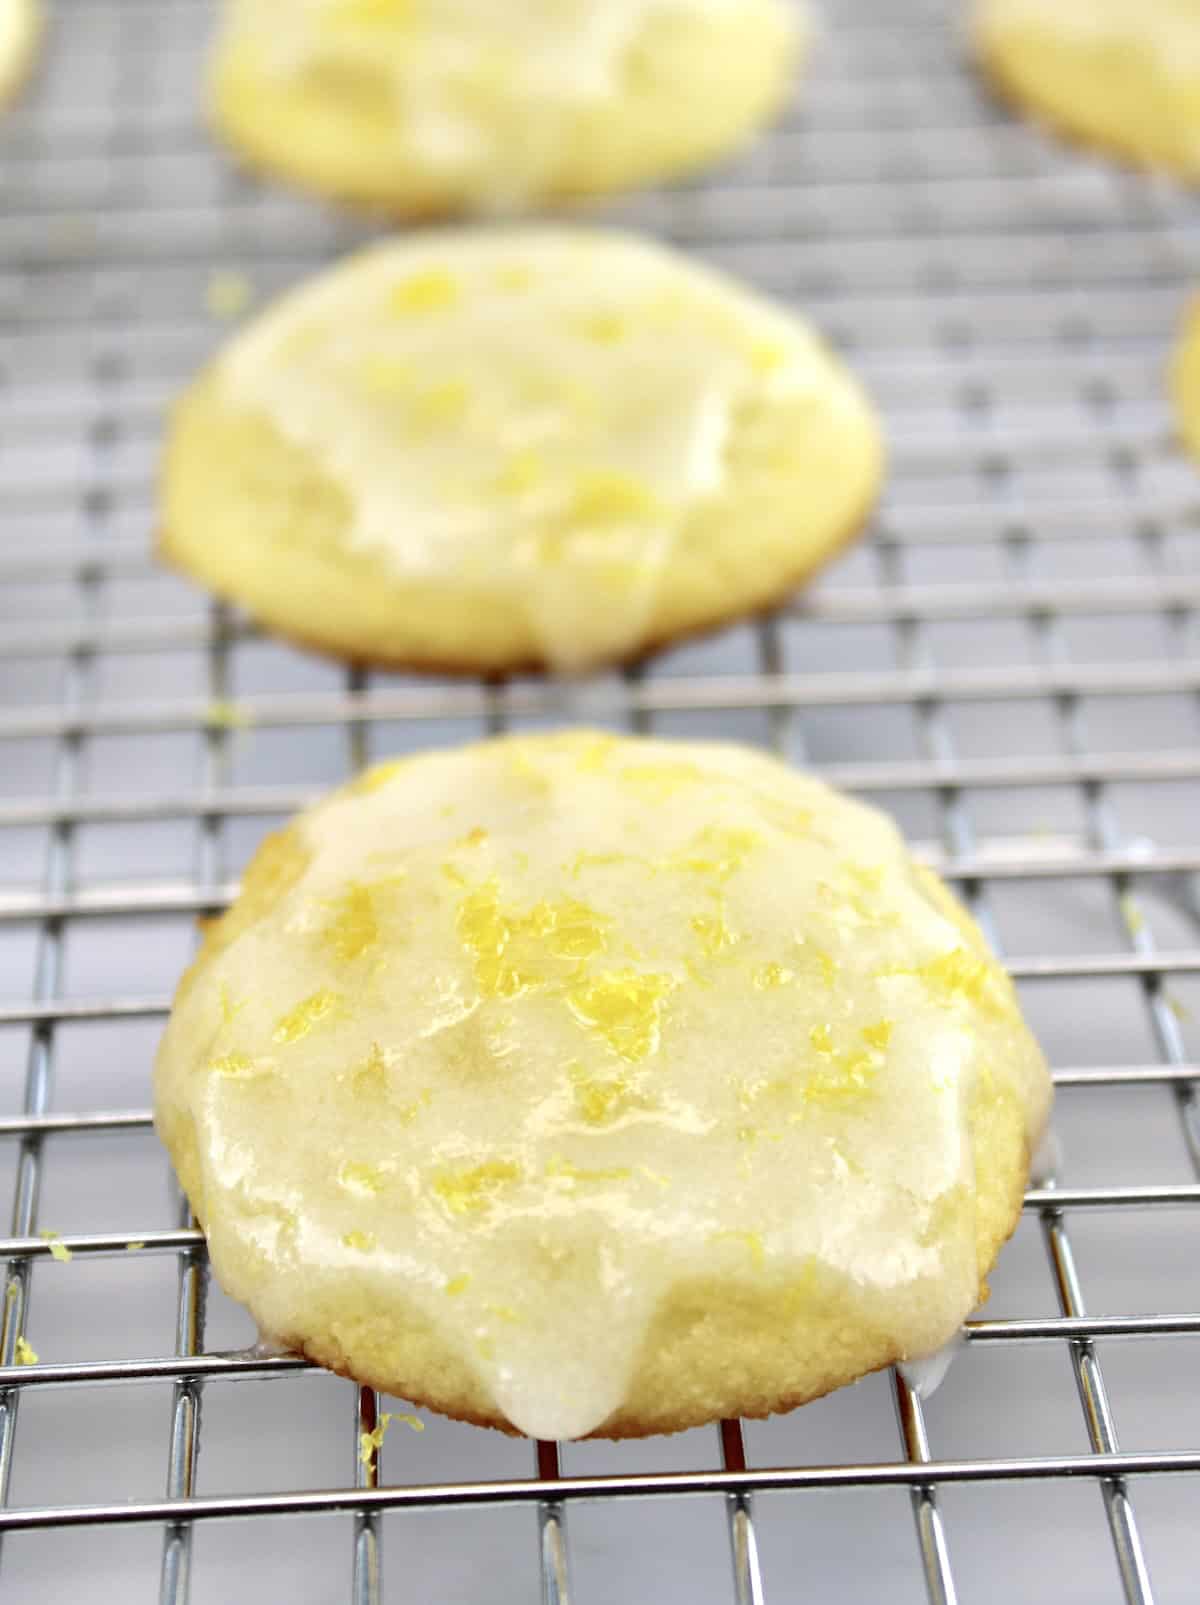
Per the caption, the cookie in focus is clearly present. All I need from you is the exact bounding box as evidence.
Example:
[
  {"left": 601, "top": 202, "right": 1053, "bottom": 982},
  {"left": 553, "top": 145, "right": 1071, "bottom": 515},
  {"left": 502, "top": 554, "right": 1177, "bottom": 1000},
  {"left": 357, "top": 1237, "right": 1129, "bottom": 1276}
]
[{"left": 154, "top": 731, "right": 1052, "bottom": 1440}]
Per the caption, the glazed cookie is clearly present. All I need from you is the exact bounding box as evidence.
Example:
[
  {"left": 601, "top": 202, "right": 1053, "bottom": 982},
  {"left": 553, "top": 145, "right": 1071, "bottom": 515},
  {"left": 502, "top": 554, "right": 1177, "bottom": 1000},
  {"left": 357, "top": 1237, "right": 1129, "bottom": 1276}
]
[
  {"left": 154, "top": 732, "right": 1051, "bottom": 1440},
  {"left": 976, "top": 0, "right": 1200, "bottom": 179},
  {"left": 1171, "top": 296, "right": 1200, "bottom": 462},
  {"left": 161, "top": 229, "right": 884, "bottom": 675},
  {"left": 0, "top": 0, "right": 39, "bottom": 107},
  {"left": 209, "top": 0, "right": 803, "bottom": 214}
]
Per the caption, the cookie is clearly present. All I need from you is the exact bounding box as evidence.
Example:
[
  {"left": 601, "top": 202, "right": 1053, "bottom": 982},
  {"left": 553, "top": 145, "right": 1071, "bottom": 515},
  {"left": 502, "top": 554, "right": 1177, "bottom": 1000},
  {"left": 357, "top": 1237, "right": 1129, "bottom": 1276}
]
[
  {"left": 154, "top": 731, "right": 1051, "bottom": 1440},
  {"left": 1171, "top": 296, "right": 1200, "bottom": 462},
  {"left": 209, "top": 0, "right": 803, "bottom": 214},
  {"left": 0, "top": 0, "right": 40, "bottom": 107},
  {"left": 160, "top": 228, "right": 884, "bottom": 675},
  {"left": 976, "top": 0, "right": 1200, "bottom": 179}
]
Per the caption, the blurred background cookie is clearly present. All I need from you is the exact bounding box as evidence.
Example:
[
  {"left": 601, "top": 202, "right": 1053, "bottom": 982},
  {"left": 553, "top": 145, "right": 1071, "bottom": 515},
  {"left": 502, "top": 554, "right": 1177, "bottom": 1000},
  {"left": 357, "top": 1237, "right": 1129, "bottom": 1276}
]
[
  {"left": 162, "top": 228, "right": 884, "bottom": 675},
  {"left": 976, "top": 0, "right": 1200, "bottom": 179},
  {"left": 210, "top": 0, "right": 804, "bottom": 214},
  {"left": 0, "top": 0, "right": 40, "bottom": 107},
  {"left": 1170, "top": 295, "right": 1200, "bottom": 460}
]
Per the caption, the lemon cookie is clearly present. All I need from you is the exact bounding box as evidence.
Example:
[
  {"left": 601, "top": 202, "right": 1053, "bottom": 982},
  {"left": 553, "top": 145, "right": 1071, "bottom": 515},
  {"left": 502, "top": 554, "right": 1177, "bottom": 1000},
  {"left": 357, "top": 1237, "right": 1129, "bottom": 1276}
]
[
  {"left": 161, "top": 229, "right": 884, "bottom": 675},
  {"left": 154, "top": 731, "right": 1051, "bottom": 1440},
  {"left": 0, "top": 0, "right": 39, "bottom": 107},
  {"left": 209, "top": 0, "right": 803, "bottom": 214},
  {"left": 1171, "top": 296, "right": 1200, "bottom": 461},
  {"left": 976, "top": 0, "right": 1200, "bottom": 179}
]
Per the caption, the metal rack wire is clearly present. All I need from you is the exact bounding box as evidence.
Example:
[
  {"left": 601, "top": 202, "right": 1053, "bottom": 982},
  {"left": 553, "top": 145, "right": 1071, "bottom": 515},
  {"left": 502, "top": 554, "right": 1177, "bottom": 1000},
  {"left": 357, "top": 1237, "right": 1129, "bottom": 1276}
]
[{"left": 0, "top": 0, "right": 1198, "bottom": 1600}]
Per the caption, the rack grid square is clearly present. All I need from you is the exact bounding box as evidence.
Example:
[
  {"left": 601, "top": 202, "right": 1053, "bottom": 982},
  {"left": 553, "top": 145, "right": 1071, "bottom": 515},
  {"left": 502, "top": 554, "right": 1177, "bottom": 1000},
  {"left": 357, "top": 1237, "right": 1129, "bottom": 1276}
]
[{"left": 0, "top": 0, "right": 1198, "bottom": 1601}]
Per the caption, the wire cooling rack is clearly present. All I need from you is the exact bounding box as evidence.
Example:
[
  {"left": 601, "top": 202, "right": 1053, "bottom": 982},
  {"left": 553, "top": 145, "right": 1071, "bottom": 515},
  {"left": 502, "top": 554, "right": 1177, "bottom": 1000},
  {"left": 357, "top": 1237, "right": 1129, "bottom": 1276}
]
[{"left": 0, "top": 0, "right": 1198, "bottom": 1601}]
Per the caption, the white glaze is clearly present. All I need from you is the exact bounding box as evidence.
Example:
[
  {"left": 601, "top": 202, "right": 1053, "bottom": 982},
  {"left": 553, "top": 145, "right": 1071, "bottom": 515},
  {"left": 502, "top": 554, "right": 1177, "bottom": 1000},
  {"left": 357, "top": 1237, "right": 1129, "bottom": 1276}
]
[
  {"left": 220, "top": 0, "right": 801, "bottom": 201},
  {"left": 898, "top": 1331, "right": 965, "bottom": 1401},
  {"left": 214, "top": 229, "right": 862, "bottom": 669},
  {"left": 155, "top": 733, "right": 1052, "bottom": 1438}
]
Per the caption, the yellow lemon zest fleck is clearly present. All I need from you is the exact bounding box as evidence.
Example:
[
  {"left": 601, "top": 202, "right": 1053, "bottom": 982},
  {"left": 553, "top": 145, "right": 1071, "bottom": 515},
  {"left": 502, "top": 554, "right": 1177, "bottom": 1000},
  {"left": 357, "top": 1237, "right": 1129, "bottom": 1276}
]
[
  {"left": 575, "top": 311, "right": 627, "bottom": 344},
  {"left": 39, "top": 1232, "right": 72, "bottom": 1264},
  {"left": 494, "top": 449, "right": 544, "bottom": 495},
  {"left": 568, "top": 850, "right": 638, "bottom": 877},
  {"left": 809, "top": 1023, "right": 834, "bottom": 1055},
  {"left": 463, "top": 827, "right": 487, "bottom": 848},
  {"left": 486, "top": 1303, "right": 521, "bottom": 1323},
  {"left": 502, "top": 745, "right": 552, "bottom": 793},
  {"left": 753, "top": 963, "right": 794, "bottom": 990},
  {"left": 916, "top": 948, "right": 1010, "bottom": 1018},
  {"left": 1166, "top": 992, "right": 1192, "bottom": 1024},
  {"left": 1118, "top": 894, "right": 1145, "bottom": 935},
  {"left": 359, "top": 1411, "right": 424, "bottom": 1465},
  {"left": 207, "top": 699, "right": 253, "bottom": 731},
  {"left": 457, "top": 881, "right": 609, "bottom": 998},
  {"left": 15, "top": 1336, "right": 37, "bottom": 1365},
  {"left": 845, "top": 861, "right": 886, "bottom": 893},
  {"left": 342, "top": 1230, "right": 376, "bottom": 1252},
  {"left": 748, "top": 337, "right": 787, "bottom": 375},
  {"left": 273, "top": 989, "right": 341, "bottom": 1044},
  {"left": 797, "top": 1051, "right": 877, "bottom": 1112},
  {"left": 411, "top": 379, "right": 469, "bottom": 429},
  {"left": 710, "top": 1229, "right": 766, "bottom": 1268},
  {"left": 565, "top": 969, "right": 674, "bottom": 1063},
  {"left": 431, "top": 1159, "right": 522, "bottom": 1218},
  {"left": 545, "top": 1156, "right": 632, "bottom": 1185},
  {"left": 218, "top": 984, "right": 247, "bottom": 1027},
  {"left": 359, "top": 354, "right": 415, "bottom": 395},
  {"left": 208, "top": 1052, "right": 259, "bottom": 1077},
  {"left": 320, "top": 882, "right": 382, "bottom": 963},
  {"left": 690, "top": 906, "right": 739, "bottom": 959},
  {"left": 571, "top": 733, "right": 618, "bottom": 773},
  {"left": 390, "top": 268, "right": 459, "bottom": 315},
  {"left": 568, "top": 1065, "right": 635, "bottom": 1126},
  {"left": 569, "top": 469, "right": 661, "bottom": 525},
  {"left": 352, "top": 1041, "right": 390, "bottom": 1097},
  {"left": 334, "top": 0, "right": 414, "bottom": 26},
  {"left": 338, "top": 1162, "right": 385, "bottom": 1198},
  {"left": 752, "top": 793, "right": 815, "bottom": 837},
  {"left": 126, "top": 1241, "right": 145, "bottom": 1253},
  {"left": 445, "top": 1274, "right": 471, "bottom": 1296},
  {"left": 493, "top": 262, "right": 533, "bottom": 290},
  {"left": 795, "top": 939, "right": 838, "bottom": 988},
  {"left": 620, "top": 761, "right": 705, "bottom": 801},
  {"left": 862, "top": 1020, "right": 893, "bottom": 1051},
  {"left": 667, "top": 825, "right": 760, "bottom": 879}
]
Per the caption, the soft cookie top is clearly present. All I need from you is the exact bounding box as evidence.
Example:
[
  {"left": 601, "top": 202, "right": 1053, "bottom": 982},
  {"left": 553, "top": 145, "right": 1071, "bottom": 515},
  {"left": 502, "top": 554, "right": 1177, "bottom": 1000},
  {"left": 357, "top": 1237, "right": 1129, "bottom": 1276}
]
[
  {"left": 162, "top": 229, "right": 883, "bottom": 673},
  {"left": 210, "top": 0, "right": 803, "bottom": 211},
  {"left": 977, "top": 0, "right": 1200, "bottom": 179},
  {"left": 155, "top": 733, "right": 1051, "bottom": 1441}
]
